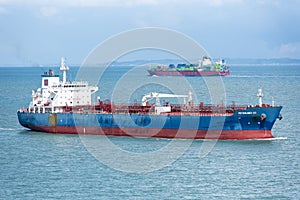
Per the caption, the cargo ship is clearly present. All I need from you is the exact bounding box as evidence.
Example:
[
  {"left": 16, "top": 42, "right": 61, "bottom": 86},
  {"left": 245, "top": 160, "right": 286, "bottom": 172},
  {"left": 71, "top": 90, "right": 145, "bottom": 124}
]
[
  {"left": 17, "top": 58, "right": 282, "bottom": 140},
  {"left": 147, "top": 57, "right": 230, "bottom": 76}
]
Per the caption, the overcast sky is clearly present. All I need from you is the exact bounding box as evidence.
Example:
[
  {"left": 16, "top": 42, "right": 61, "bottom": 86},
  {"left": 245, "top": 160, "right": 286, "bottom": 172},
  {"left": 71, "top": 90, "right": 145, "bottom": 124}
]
[{"left": 0, "top": 0, "right": 299, "bottom": 65}]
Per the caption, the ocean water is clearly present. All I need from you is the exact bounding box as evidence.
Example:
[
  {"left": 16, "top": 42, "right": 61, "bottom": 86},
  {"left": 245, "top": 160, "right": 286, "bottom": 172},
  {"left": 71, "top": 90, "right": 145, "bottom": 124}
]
[{"left": 0, "top": 65, "right": 299, "bottom": 199}]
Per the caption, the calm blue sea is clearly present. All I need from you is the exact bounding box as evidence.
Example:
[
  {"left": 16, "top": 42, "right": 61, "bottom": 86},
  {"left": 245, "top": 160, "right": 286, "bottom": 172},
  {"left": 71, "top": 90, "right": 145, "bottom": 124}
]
[{"left": 0, "top": 65, "right": 299, "bottom": 199}]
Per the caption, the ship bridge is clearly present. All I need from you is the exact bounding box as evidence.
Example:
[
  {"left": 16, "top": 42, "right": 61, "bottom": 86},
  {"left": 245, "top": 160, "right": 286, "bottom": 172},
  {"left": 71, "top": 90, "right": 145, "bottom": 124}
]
[{"left": 29, "top": 57, "right": 98, "bottom": 113}]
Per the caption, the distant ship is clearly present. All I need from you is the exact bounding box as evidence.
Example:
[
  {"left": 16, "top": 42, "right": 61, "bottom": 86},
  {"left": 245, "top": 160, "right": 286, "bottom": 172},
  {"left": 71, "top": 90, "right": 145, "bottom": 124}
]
[
  {"left": 147, "top": 57, "right": 230, "bottom": 76},
  {"left": 17, "top": 58, "right": 283, "bottom": 140}
]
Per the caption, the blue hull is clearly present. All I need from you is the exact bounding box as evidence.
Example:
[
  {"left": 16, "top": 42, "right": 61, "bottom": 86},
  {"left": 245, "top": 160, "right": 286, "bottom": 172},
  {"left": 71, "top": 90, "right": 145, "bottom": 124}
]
[{"left": 17, "top": 106, "right": 282, "bottom": 140}]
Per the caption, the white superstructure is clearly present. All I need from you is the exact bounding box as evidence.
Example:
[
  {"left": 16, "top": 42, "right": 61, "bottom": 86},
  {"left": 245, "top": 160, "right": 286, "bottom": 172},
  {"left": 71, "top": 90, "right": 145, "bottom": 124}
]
[
  {"left": 29, "top": 57, "right": 98, "bottom": 113},
  {"left": 200, "top": 56, "right": 213, "bottom": 67}
]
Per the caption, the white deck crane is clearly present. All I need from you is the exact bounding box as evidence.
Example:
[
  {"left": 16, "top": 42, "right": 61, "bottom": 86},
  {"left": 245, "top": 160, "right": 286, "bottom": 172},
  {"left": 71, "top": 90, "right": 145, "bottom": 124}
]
[{"left": 141, "top": 92, "right": 189, "bottom": 114}]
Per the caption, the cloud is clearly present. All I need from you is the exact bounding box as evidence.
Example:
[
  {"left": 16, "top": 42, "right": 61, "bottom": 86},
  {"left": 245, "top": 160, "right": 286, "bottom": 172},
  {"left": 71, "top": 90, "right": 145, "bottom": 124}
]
[
  {"left": 208, "top": 0, "right": 243, "bottom": 7},
  {"left": 0, "top": 0, "right": 246, "bottom": 7},
  {"left": 40, "top": 6, "right": 59, "bottom": 17},
  {"left": 0, "top": 6, "right": 8, "bottom": 14},
  {"left": 279, "top": 43, "right": 300, "bottom": 57},
  {"left": 279, "top": 43, "right": 299, "bottom": 54},
  {"left": 256, "top": 0, "right": 280, "bottom": 6},
  {"left": 0, "top": 0, "right": 169, "bottom": 7}
]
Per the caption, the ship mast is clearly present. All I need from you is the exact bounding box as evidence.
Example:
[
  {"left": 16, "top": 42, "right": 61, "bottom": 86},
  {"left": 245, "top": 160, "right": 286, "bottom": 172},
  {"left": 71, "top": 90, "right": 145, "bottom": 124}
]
[
  {"left": 257, "top": 88, "right": 263, "bottom": 107},
  {"left": 60, "top": 57, "right": 69, "bottom": 83}
]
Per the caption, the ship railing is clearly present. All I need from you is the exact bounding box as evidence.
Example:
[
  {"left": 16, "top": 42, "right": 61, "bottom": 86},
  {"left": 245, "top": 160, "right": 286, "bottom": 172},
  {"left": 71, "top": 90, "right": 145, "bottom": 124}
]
[
  {"left": 21, "top": 103, "right": 278, "bottom": 115},
  {"left": 23, "top": 103, "right": 249, "bottom": 115},
  {"left": 65, "top": 103, "right": 248, "bottom": 116},
  {"left": 50, "top": 81, "right": 89, "bottom": 88}
]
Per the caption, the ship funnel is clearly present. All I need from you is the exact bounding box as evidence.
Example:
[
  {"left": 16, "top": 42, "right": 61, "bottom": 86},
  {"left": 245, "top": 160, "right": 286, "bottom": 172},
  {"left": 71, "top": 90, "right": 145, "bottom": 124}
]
[
  {"left": 60, "top": 57, "right": 69, "bottom": 83},
  {"left": 257, "top": 88, "right": 263, "bottom": 107}
]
